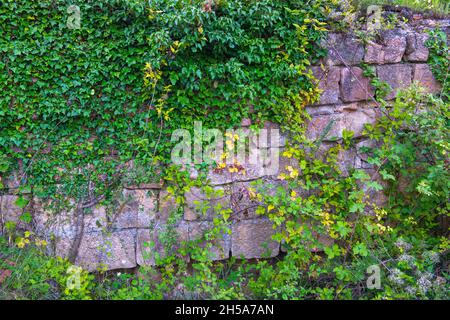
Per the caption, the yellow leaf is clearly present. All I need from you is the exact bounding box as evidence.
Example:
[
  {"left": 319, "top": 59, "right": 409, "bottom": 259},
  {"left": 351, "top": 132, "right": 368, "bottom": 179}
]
[
  {"left": 289, "top": 169, "right": 299, "bottom": 179},
  {"left": 228, "top": 167, "right": 238, "bottom": 173}
]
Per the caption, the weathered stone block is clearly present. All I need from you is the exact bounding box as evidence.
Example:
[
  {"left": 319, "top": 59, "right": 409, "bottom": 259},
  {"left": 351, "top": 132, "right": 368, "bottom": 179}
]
[
  {"left": 185, "top": 181, "right": 270, "bottom": 222},
  {"left": 260, "top": 121, "right": 287, "bottom": 148},
  {"left": 307, "top": 104, "right": 379, "bottom": 141},
  {"left": 404, "top": 33, "right": 430, "bottom": 62},
  {"left": 136, "top": 222, "right": 189, "bottom": 266},
  {"left": 311, "top": 66, "right": 341, "bottom": 105},
  {"left": 33, "top": 201, "right": 107, "bottom": 238},
  {"left": 83, "top": 206, "right": 108, "bottom": 233},
  {"left": 231, "top": 218, "right": 279, "bottom": 259},
  {"left": 1, "top": 172, "right": 21, "bottom": 190},
  {"left": 377, "top": 64, "right": 412, "bottom": 100},
  {"left": 323, "top": 33, "right": 365, "bottom": 66},
  {"left": 0, "top": 195, "right": 24, "bottom": 226},
  {"left": 202, "top": 162, "right": 268, "bottom": 186},
  {"left": 311, "top": 139, "right": 376, "bottom": 174},
  {"left": 136, "top": 229, "right": 154, "bottom": 266},
  {"left": 109, "top": 189, "right": 157, "bottom": 229},
  {"left": 184, "top": 186, "right": 228, "bottom": 221},
  {"left": 241, "top": 118, "right": 252, "bottom": 127},
  {"left": 55, "top": 229, "right": 137, "bottom": 271},
  {"left": 228, "top": 181, "right": 264, "bottom": 220},
  {"left": 365, "top": 30, "right": 407, "bottom": 64},
  {"left": 340, "top": 67, "right": 375, "bottom": 102},
  {"left": 273, "top": 153, "right": 300, "bottom": 180},
  {"left": 316, "top": 142, "right": 357, "bottom": 176},
  {"left": 305, "top": 104, "right": 335, "bottom": 117},
  {"left": 255, "top": 147, "right": 281, "bottom": 178},
  {"left": 158, "top": 189, "right": 179, "bottom": 223},
  {"left": 413, "top": 64, "right": 441, "bottom": 94},
  {"left": 188, "top": 221, "right": 231, "bottom": 260}
]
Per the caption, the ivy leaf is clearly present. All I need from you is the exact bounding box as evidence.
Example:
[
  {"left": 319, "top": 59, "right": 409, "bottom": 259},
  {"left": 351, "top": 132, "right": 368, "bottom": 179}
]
[
  {"left": 19, "top": 212, "right": 32, "bottom": 224},
  {"left": 15, "top": 196, "right": 29, "bottom": 209},
  {"left": 169, "top": 73, "right": 178, "bottom": 85}
]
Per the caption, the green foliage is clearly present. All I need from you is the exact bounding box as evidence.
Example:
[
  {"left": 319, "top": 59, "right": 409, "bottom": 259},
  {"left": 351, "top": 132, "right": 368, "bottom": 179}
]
[
  {"left": 245, "top": 143, "right": 392, "bottom": 299},
  {"left": 144, "top": 0, "right": 329, "bottom": 148},
  {"left": 0, "top": 0, "right": 330, "bottom": 212},
  {"left": 426, "top": 29, "right": 450, "bottom": 100},
  {"left": 352, "top": 0, "right": 450, "bottom": 16},
  {"left": 0, "top": 235, "right": 94, "bottom": 300},
  {"left": 0, "top": 0, "right": 157, "bottom": 204},
  {"left": 365, "top": 86, "right": 449, "bottom": 236}
]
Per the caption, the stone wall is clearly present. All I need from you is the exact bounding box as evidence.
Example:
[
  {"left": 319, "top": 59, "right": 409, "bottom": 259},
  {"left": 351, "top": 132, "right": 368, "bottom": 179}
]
[{"left": 1, "top": 19, "right": 448, "bottom": 271}]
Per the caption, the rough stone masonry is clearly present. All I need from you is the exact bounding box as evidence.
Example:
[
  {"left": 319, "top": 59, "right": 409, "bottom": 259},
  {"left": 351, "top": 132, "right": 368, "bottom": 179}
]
[{"left": 1, "top": 19, "right": 449, "bottom": 271}]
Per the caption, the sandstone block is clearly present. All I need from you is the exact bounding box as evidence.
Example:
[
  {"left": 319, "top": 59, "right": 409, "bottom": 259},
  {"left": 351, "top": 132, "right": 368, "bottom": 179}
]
[
  {"left": 340, "top": 67, "right": 375, "bottom": 102},
  {"left": 273, "top": 153, "right": 300, "bottom": 180},
  {"left": 404, "top": 33, "right": 430, "bottom": 62},
  {"left": 241, "top": 118, "right": 252, "bottom": 127},
  {"left": 365, "top": 30, "right": 407, "bottom": 64},
  {"left": 377, "top": 64, "right": 412, "bottom": 100},
  {"left": 0, "top": 195, "right": 25, "bottom": 227},
  {"left": 33, "top": 201, "right": 107, "bottom": 238},
  {"left": 305, "top": 104, "right": 335, "bottom": 117},
  {"left": 323, "top": 33, "right": 365, "bottom": 66},
  {"left": 228, "top": 181, "right": 264, "bottom": 220},
  {"left": 311, "top": 66, "right": 341, "bottom": 105},
  {"left": 55, "top": 229, "right": 137, "bottom": 272},
  {"left": 231, "top": 218, "right": 279, "bottom": 259},
  {"left": 184, "top": 186, "right": 228, "bottom": 221},
  {"left": 158, "top": 189, "right": 179, "bottom": 223},
  {"left": 203, "top": 162, "right": 268, "bottom": 186},
  {"left": 136, "top": 222, "right": 189, "bottom": 266},
  {"left": 307, "top": 104, "right": 379, "bottom": 141},
  {"left": 413, "top": 64, "right": 441, "bottom": 94},
  {"left": 188, "top": 221, "right": 231, "bottom": 260},
  {"left": 110, "top": 189, "right": 157, "bottom": 229},
  {"left": 260, "top": 121, "right": 287, "bottom": 148}
]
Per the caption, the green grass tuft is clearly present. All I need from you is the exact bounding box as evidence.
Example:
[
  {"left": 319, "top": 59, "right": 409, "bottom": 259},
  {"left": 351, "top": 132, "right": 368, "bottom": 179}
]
[{"left": 352, "top": 0, "right": 450, "bottom": 16}]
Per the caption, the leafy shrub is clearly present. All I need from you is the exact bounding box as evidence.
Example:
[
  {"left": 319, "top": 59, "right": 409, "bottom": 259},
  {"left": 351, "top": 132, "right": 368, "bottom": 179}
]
[
  {"left": 426, "top": 29, "right": 450, "bottom": 100},
  {"left": 0, "top": 235, "right": 94, "bottom": 300},
  {"left": 143, "top": 0, "right": 329, "bottom": 152}
]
